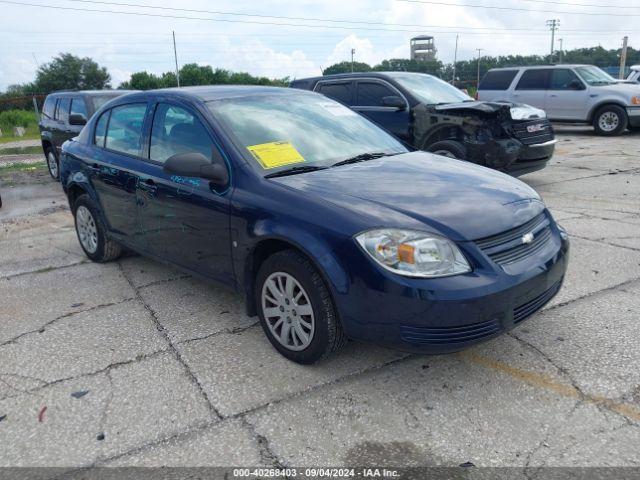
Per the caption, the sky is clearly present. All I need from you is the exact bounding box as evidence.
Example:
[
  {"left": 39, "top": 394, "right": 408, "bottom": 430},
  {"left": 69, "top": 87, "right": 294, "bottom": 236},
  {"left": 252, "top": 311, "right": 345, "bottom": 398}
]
[{"left": 0, "top": 0, "right": 638, "bottom": 90}]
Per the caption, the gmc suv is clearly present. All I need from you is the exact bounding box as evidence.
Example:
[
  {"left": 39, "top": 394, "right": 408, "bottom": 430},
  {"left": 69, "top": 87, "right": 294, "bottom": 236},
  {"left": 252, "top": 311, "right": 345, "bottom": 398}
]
[
  {"left": 291, "top": 72, "right": 556, "bottom": 176},
  {"left": 39, "top": 90, "right": 135, "bottom": 179},
  {"left": 478, "top": 65, "right": 640, "bottom": 136}
]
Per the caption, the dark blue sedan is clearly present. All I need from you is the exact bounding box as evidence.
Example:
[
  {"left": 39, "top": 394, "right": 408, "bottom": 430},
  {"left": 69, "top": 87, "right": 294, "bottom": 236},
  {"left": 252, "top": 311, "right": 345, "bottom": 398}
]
[{"left": 60, "top": 86, "right": 569, "bottom": 364}]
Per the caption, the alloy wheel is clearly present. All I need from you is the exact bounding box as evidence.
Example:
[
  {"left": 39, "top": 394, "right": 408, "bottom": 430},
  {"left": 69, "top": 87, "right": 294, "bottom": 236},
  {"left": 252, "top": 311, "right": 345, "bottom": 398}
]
[
  {"left": 598, "top": 112, "right": 619, "bottom": 132},
  {"left": 47, "top": 151, "right": 58, "bottom": 178},
  {"left": 76, "top": 206, "right": 98, "bottom": 254},
  {"left": 261, "top": 271, "right": 315, "bottom": 351}
]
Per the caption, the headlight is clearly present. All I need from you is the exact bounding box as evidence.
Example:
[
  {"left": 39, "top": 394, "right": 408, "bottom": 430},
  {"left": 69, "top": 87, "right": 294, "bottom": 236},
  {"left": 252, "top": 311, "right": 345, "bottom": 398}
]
[
  {"left": 355, "top": 229, "right": 471, "bottom": 278},
  {"left": 510, "top": 105, "right": 547, "bottom": 120},
  {"left": 631, "top": 96, "right": 640, "bottom": 105}
]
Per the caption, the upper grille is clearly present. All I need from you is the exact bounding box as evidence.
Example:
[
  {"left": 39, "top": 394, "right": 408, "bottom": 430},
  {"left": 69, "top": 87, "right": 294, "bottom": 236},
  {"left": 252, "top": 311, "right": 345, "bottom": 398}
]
[
  {"left": 475, "top": 212, "right": 553, "bottom": 267},
  {"left": 400, "top": 319, "right": 501, "bottom": 345},
  {"left": 510, "top": 119, "right": 554, "bottom": 146}
]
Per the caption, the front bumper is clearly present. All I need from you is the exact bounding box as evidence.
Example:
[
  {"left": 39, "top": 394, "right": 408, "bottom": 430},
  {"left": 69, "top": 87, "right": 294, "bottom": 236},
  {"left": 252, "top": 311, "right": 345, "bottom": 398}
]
[
  {"left": 334, "top": 220, "right": 569, "bottom": 354},
  {"left": 507, "top": 139, "right": 557, "bottom": 176},
  {"left": 627, "top": 106, "right": 640, "bottom": 127}
]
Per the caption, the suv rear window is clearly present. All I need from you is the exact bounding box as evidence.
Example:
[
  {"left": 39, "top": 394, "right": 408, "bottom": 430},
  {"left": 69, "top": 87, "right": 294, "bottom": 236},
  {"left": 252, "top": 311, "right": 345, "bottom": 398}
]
[
  {"left": 479, "top": 70, "right": 517, "bottom": 90},
  {"left": 42, "top": 96, "right": 56, "bottom": 119},
  {"left": 55, "top": 97, "right": 70, "bottom": 122},
  {"left": 516, "top": 69, "right": 551, "bottom": 90},
  {"left": 316, "top": 82, "right": 353, "bottom": 104}
]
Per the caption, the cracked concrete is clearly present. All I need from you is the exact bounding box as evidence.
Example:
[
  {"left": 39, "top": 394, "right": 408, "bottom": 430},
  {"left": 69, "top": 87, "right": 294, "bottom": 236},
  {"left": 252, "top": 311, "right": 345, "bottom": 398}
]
[{"left": 0, "top": 126, "right": 639, "bottom": 467}]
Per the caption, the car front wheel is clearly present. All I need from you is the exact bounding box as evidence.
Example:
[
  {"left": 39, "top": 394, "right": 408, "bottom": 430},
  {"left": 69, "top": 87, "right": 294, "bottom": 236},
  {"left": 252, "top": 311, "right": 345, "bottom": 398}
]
[
  {"left": 426, "top": 140, "right": 467, "bottom": 159},
  {"left": 593, "top": 105, "right": 628, "bottom": 136},
  {"left": 73, "top": 194, "right": 122, "bottom": 262},
  {"left": 255, "top": 249, "right": 347, "bottom": 364},
  {"left": 46, "top": 148, "right": 59, "bottom": 180}
]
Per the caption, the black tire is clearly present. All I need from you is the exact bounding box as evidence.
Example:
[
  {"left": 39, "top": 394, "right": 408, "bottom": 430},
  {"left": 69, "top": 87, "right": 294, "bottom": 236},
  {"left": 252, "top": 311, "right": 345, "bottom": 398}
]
[
  {"left": 593, "top": 105, "right": 628, "bottom": 136},
  {"left": 73, "top": 194, "right": 122, "bottom": 262},
  {"left": 255, "top": 249, "right": 347, "bottom": 364},
  {"left": 426, "top": 140, "right": 467, "bottom": 159},
  {"left": 45, "top": 146, "right": 60, "bottom": 181}
]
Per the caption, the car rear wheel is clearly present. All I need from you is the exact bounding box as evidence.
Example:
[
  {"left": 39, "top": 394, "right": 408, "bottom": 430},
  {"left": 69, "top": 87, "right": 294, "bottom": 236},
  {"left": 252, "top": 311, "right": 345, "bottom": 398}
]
[
  {"left": 426, "top": 140, "right": 467, "bottom": 160},
  {"left": 255, "top": 249, "right": 347, "bottom": 364},
  {"left": 73, "top": 194, "right": 122, "bottom": 262},
  {"left": 46, "top": 148, "right": 59, "bottom": 180},
  {"left": 593, "top": 105, "right": 628, "bottom": 136}
]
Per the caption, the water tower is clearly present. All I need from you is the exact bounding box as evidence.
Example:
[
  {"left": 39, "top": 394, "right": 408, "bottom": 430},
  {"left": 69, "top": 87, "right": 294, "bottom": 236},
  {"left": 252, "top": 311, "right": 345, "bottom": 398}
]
[{"left": 410, "top": 36, "right": 437, "bottom": 61}]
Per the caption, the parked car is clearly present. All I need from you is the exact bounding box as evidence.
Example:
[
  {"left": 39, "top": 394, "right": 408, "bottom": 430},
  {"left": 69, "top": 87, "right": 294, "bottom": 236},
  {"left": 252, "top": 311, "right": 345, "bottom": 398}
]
[
  {"left": 290, "top": 72, "right": 556, "bottom": 176},
  {"left": 60, "top": 86, "right": 569, "bottom": 364},
  {"left": 627, "top": 65, "right": 640, "bottom": 84},
  {"left": 478, "top": 65, "right": 640, "bottom": 135},
  {"left": 39, "top": 90, "right": 136, "bottom": 180}
]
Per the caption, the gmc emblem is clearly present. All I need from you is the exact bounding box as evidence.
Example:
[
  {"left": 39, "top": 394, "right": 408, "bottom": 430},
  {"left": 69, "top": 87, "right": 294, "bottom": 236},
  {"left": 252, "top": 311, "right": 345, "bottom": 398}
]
[{"left": 527, "top": 124, "right": 546, "bottom": 133}]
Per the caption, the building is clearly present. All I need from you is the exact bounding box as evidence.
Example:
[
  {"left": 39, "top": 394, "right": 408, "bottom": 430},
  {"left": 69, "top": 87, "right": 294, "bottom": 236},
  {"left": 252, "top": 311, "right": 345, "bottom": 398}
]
[{"left": 410, "top": 36, "right": 437, "bottom": 62}]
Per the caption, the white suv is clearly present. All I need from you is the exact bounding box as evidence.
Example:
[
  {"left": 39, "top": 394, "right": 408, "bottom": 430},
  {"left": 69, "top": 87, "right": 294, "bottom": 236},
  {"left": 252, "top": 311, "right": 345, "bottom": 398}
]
[
  {"left": 627, "top": 65, "right": 640, "bottom": 84},
  {"left": 478, "top": 65, "right": 640, "bottom": 136}
]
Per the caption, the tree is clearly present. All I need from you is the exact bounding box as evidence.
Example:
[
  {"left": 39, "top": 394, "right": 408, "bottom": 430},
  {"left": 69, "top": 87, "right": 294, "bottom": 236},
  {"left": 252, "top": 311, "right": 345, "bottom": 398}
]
[
  {"left": 34, "top": 53, "right": 111, "bottom": 92},
  {"left": 323, "top": 61, "right": 372, "bottom": 75},
  {"left": 373, "top": 58, "right": 443, "bottom": 76}
]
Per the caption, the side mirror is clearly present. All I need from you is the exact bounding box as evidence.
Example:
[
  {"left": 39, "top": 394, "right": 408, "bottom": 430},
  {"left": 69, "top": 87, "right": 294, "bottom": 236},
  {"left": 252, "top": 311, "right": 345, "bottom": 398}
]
[
  {"left": 69, "top": 113, "right": 87, "bottom": 126},
  {"left": 163, "top": 152, "right": 229, "bottom": 185},
  {"left": 381, "top": 95, "right": 406, "bottom": 110},
  {"left": 568, "top": 79, "right": 585, "bottom": 91}
]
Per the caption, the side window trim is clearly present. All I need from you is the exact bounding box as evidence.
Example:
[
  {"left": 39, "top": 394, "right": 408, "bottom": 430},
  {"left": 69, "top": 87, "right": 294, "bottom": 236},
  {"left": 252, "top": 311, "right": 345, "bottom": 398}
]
[
  {"left": 313, "top": 80, "right": 354, "bottom": 105},
  {"left": 353, "top": 78, "right": 408, "bottom": 110},
  {"left": 146, "top": 100, "right": 230, "bottom": 171},
  {"left": 101, "top": 102, "right": 150, "bottom": 159},
  {"left": 515, "top": 69, "right": 551, "bottom": 91}
]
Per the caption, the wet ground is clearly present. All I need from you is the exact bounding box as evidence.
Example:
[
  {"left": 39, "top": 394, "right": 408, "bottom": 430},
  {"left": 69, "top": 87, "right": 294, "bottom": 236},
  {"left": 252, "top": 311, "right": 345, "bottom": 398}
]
[{"left": 0, "top": 126, "right": 639, "bottom": 470}]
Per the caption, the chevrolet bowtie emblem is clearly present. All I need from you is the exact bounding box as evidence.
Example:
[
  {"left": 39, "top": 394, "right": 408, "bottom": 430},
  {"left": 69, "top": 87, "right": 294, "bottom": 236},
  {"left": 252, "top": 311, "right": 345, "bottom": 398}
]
[{"left": 522, "top": 232, "right": 535, "bottom": 244}]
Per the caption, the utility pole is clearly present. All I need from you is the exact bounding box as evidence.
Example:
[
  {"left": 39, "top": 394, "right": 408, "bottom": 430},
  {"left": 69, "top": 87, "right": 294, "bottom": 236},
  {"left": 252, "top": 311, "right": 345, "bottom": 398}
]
[
  {"left": 452, "top": 34, "right": 459, "bottom": 85},
  {"left": 557, "top": 38, "right": 563, "bottom": 64},
  {"left": 173, "top": 30, "right": 181, "bottom": 87},
  {"left": 619, "top": 36, "right": 629, "bottom": 79},
  {"left": 476, "top": 48, "right": 483, "bottom": 90},
  {"left": 351, "top": 48, "right": 355, "bottom": 73},
  {"left": 546, "top": 19, "right": 560, "bottom": 63}
]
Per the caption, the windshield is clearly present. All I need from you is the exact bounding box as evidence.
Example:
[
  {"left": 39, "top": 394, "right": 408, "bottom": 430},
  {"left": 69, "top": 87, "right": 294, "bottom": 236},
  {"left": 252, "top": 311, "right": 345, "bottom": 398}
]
[
  {"left": 207, "top": 93, "right": 407, "bottom": 174},
  {"left": 575, "top": 66, "right": 617, "bottom": 86},
  {"left": 386, "top": 72, "right": 472, "bottom": 104}
]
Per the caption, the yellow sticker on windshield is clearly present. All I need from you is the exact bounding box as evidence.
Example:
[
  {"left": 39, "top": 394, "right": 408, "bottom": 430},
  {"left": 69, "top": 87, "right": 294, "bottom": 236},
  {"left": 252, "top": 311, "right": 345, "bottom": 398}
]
[{"left": 247, "top": 141, "right": 305, "bottom": 169}]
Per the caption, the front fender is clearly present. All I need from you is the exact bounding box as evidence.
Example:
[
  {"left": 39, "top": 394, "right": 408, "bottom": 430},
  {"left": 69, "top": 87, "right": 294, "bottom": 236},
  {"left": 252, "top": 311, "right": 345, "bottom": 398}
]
[{"left": 241, "top": 219, "right": 351, "bottom": 316}]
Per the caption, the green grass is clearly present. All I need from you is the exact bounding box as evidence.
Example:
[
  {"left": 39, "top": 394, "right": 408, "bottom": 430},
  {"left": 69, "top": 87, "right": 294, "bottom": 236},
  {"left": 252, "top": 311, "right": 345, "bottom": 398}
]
[
  {"left": 0, "top": 109, "right": 40, "bottom": 144},
  {"left": 0, "top": 145, "right": 43, "bottom": 155},
  {"left": 0, "top": 161, "right": 46, "bottom": 175}
]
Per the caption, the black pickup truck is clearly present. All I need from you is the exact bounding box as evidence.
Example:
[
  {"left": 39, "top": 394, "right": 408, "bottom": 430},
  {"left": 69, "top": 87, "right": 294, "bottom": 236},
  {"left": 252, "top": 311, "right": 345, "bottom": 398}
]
[
  {"left": 39, "top": 90, "right": 135, "bottom": 180},
  {"left": 290, "top": 72, "right": 556, "bottom": 176}
]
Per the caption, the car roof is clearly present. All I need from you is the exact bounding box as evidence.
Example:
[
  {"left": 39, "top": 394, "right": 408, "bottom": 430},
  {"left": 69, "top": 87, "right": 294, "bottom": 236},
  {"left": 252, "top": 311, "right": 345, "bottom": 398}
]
[
  {"left": 46, "top": 89, "right": 138, "bottom": 97},
  {"left": 487, "top": 64, "right": 594, "bottom": 71},
  {"left": 292, "top": 71, "right": 433, "bottom": 84},
  {"left": 118, "top": 85, "right": 308, "bottom": 103}
]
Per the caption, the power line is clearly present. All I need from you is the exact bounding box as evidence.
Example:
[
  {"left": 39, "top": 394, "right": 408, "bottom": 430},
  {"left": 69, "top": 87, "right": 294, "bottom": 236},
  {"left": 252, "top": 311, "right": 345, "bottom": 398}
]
[
  {"left": 395, "top": 0, "right": 640, "bottom": 16},
  {"left": 517, "top": 0, "right": 640, "bottom": 9}
]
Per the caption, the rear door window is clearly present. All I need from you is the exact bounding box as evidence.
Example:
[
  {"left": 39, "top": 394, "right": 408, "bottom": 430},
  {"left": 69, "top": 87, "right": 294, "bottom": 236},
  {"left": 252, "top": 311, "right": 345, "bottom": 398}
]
[
  {"left": 42, "top": 96, "right": 56, "bottom": 120},
  {"left": 479, "top": 70, "right": 518, "bottom": 90},
  {"left": 356, "top": 81, "right": 397, "bottom": 107},
  {"left": 104, "top": 103, "right": 147, "bottom": 156},
  {"left": 316, "top": 82, "right": 353, "bottom": 105},
  {"left": 70, "top": 98, "right": 88, "bottom": 119},
  {"left": 149, "top": 103, "right": 215, "bottom": 164},
  {"left": 55, "top": 97, "right": 71, "bottom": 122},
  {"left": 94, "top": 110, "right": 110, "bottom": 147},
  {"left": 516, "top": 69, "right": 551, "bottom": 90}
]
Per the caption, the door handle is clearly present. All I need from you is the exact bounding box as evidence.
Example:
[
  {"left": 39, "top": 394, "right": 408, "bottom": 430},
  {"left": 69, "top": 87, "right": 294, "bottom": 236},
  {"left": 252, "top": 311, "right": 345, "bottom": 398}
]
[
  {"left": 88, "top": 163, "right": 101, "bottom": 172},
  {"left": 138, "top": 179, "right": 158, "bottom": 194}
]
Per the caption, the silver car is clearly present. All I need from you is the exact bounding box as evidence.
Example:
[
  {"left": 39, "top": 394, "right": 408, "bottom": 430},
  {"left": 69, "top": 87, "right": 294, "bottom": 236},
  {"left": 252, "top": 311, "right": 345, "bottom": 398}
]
[{"left": 478, "top": 65, "right": 640, "bottom": 136}]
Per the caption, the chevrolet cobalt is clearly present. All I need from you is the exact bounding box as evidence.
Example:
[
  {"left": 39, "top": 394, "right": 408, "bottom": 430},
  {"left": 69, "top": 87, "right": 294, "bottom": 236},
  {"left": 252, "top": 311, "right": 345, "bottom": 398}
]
[{"left": 60, "top": 86, "right": 569, "bottom": 364}]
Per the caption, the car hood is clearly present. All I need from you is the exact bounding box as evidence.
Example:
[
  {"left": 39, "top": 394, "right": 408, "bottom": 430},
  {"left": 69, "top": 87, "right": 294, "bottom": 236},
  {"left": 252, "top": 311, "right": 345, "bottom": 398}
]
[
  {"left": 432, "top": 101, "right": 546, "bottom": 120},
  {"left": 271, "top": 151, "right": 545, "bottom": 241},
  {"left": 593, "top": 82, "right": 640, "bottom": 95}
]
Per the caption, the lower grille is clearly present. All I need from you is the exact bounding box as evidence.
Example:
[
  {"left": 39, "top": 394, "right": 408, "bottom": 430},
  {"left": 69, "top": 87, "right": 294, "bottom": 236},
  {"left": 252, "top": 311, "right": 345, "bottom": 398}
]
[
  {"left": 513, "top": 280, "right": 562, "bottom": 324},
  {"left": 510, "top": 119, "right": 554, "bottom": 146},
  {"left": 400, "top": 319, "right": 501, "bottom": 345},
  {"left": 475, "top": 212, "right": 554, "bottom": 267}
]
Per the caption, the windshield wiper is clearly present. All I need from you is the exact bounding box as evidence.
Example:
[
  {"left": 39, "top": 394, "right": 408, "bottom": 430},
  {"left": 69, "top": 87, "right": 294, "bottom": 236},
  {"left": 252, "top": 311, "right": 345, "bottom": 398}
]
[
  {"left": 264, "top": 165, "right": 328, "bottom": 178},
  {"left": 331, "top": 152, "right": 394, "bottom": 168}
]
